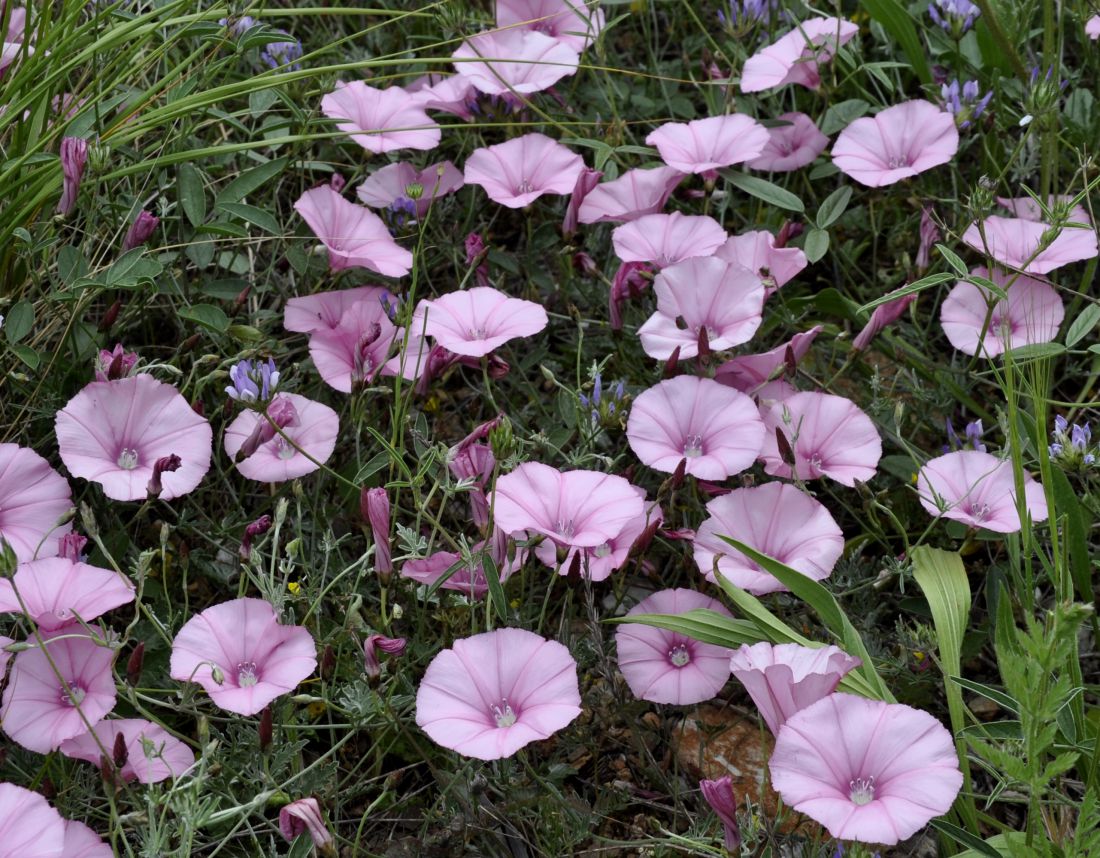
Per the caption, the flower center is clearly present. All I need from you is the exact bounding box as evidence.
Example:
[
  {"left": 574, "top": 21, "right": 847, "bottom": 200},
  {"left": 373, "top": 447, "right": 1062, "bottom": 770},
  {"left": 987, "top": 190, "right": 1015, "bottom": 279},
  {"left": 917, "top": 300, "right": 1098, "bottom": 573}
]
[
  {"left": 683, "top": 434, "right": 704, "bottom": 457},
  {"left": 117, "top": 448, "right": 140, "bottom": 470},
  {"left": 556, "top": 519, "right": 575, "bottom": 539},
  {"left": 275, "top": 438, "right": 297, "bottom": 460},
  {"left": 490, "top": 698, "right": 517, "bottom": 728},
  {"left": 668, "top": 643, "right": 691, "bottom": 668},
  {"left": 468, "top": 326, "right": 487, "bottom": 340},
  {"left": 966, "top": 502, "right": 991, "bottom": 522},
  {"left": 517, "top": 179, "right": 534, "bottom": 194},
  {"left": 807, "top": 451, "right": 824, "bottom": 472},
  {"left": 593, "top": 542, "right": 611, "bottom": 559},
  {"left": 59, "top": 681, "right": 86, "bottom": 706},
  {"left": 887, "top": 155, "right": 910, "bottom": 169},
  {"left": 236, "top": 661, "right": 260, "bottom": 687},
  {"left": 849, "top": 776, "right": 876, "bottom": 805}
]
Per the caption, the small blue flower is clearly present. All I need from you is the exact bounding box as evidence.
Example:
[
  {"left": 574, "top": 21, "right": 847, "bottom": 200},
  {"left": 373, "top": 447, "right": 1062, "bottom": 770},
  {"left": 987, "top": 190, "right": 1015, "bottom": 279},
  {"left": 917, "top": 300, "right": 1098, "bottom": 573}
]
[
  {"left": 226, "top": 358, "right": 280, "bottom": 404},
  {"left": 928, "top": 0, "right": 980, "bottom": 36},
  {"left": 261, "top": 37, "right": 303, "bottom": 70}
]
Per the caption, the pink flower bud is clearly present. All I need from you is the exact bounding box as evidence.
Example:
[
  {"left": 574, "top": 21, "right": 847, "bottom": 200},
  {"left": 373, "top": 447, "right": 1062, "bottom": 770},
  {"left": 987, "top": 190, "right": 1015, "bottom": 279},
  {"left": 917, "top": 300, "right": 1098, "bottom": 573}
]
[
  {"left": 239, "top": 514, "right": 273, "bottom": 559},
  {"left": 563, "top": 168, "right": 602, "bottom": 237},
  {"left": 361, "top": 488, "right": 392, "bottom": 579},
  {"left": 278, "top": 798, "right": 335, "bottom": 854},
  {"left": 57, "top": 137, "right": 88, "bottom": 216},
  {"left": 363, "top": 633, "right": 406, "bottom": 682},
  {"left": 699, "top": 776, "right": 741, "bottom": 852},
  {"left": 146, "top": 454, "right": 181, "bottom": 498},
  {"left": 56, "top": 533, "right": 88, "bottom": 562},
  {"left": 122, "top": 210, "right": 160, "bottom": 251},
  {"left": 94, "top": 344, "right": 139, "bottom": 382}
]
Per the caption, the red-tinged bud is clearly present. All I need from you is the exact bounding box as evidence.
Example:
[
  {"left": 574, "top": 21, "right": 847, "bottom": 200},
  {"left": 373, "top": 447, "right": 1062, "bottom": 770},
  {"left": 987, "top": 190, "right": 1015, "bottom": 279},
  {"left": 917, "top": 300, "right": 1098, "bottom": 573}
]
[
  {"left": 233, "top": 284, "right": 252, "bottom": 310},
  {"left": 784, "top": 344, "right": 797, "bottom": 377},
  {"left": 126, "top": 641, "right": 145, "bottom": 686},
  {"left": 146, "top": 454, "right": 181, "bottom": 498},
  {"left": 121, "top": 210, "right": 160, "bottom": 251},
  {"left": 697, "top": 326, "right": 711, "bottom": 362},
  {"left": 112, "top": 731, "right": 129, "bottom": 768},
  {"left": 775, "top": 427, "right": 797, "bottom": 468},
  {"left": 663, "top": 346, "right": 681, "bottom": 379},
  {"left": 364, "top": 634, "right": 407, "bottom": 684},
  {"left": 239, "top": 514, "right": 273, "bottom": 559},
  {"left": 180, "top": 333, "right": 201, "bottom": 354},
  {"left": 775, "top": 220, "right": 803, "bottom": 248},
  {"left": 98, "top": 299, "right": 122, "bottom": 332},
  {"left": 259, "top": 705, "right": 273, "bottom": 751},
  {"left": 629, "top": 518, "right": 661, "bottom": 558},
  {"left": 320, "top": 644, "right": 336, "bottom": 681},
  {"left": 362, "top": 488, "right": 392, "bottom": 582}
]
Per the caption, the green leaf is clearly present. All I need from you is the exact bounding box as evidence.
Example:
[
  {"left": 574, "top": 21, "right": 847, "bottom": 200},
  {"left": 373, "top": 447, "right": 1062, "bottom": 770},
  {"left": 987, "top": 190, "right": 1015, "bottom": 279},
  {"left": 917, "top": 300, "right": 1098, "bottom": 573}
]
[
  {"left": 608, "top": 609, "right": 761, "bottom": 648},
  {"left": 815, "top": 186, "right": 852, "bottom": 229},
  {"left": 1003, "top": 342, "right": 1066, "bottom": 362},
  {"left": 1050, "top": 469, "right": 1092, "bottom": 606},
  {"left": 179, "top": 164, "right": 207, "bottom": 227},
  {"left": 937, "top": 242, "right": 969, "bottom": 276},
  {"left": 215, "top": 156, "right": 289, "bottom": 205},
  {"left": 802, "top": 228, "right": 829, "bottom": 263},
  {"left": 719, "top": 171, "right": 804, "bottom": 212},
  {"left": 57, "top": 245, "right": 89, "bottom": 285},
  {"left": 217, "top": 202, "right": 281, "bottom": 235},
  {"left": 480, "top": 554, "right": 508, "bottom": 623},
  {"left": 930, "top": 820, "right": 1006, "bottom": 858},
  {"left": 178, "top": 303, "right": 229, "bottom": 333},
  {"left": 861, "top": 0, "right": 932, "bottom": 84},
  {"left": 949, "top": 676, "right": 1020, "bottom": 715},
  {"left": 820, "top": 99, "right": 869, "bottom": 135},
  {"left": 3, "top": 301, "right": 35, "bottom": 344},
  {"left": 855, "top": 273, "right": 955, "bottom": 314},
  {"left": 10, "top": 344, "right": 40, "bottom": 369},
  {"left": 1065, "top": 302, "right": 1100, "bottom": 347}
]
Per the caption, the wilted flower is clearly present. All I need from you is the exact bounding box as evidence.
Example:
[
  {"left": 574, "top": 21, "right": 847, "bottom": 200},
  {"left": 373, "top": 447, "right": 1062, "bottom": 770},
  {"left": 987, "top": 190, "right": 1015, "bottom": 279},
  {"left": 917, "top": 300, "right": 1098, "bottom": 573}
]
[
  {"left": 61, "top": 718, "right": 195, "bottom": 783},
  {"left": 363, "top": 634, "right": 406, "bottom": 681},
  {"left": 57, "top": 137, "right": 88, "bottom": 216},
  {"left": 942, "top": 78, "right": 992, "bottom": 129},
  {"left": 279, "top": 798, "right": 335, "bottom": 853},
  {"left": 928, "top": 0, "right": 980, "bottom": 37},
  {"left": 239, "top": 514, "right": 273, "bottom": 559}
]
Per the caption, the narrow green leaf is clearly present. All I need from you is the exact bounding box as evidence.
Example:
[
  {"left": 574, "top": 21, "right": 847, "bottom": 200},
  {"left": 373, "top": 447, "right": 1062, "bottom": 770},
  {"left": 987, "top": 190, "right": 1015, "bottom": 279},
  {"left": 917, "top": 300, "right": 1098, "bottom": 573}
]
[
  {"left": 608, "top": 609, "right": 762, "bottom": 648},
  {"left": 218, "top": 202, "right": 282, "bottom": 234},
  {"left": 949, "top": 676, "right": 1020, "bottom": 715},
  {"left": 930, "top": 820, "right": 1005, "bottom": 858},
  {"left": 480, "top": 554, "right": 508, "bottom": 623},
  {"left": 1050, "top": 469, "right": 1092, "bottom": 606},
  {"left": 215, "top": 156, "right": 289, "bottom": 205},
  {"left": 861, "top": 0, "right": 932, "bottom": 84},
  {"left": 815, "top": 185, "right": 852, "bottom": 229},
  {"left": 178, "top": 163, "right": 207, "bottom": 227},
  {"left": 936, "top": 243, "right": 969, "bottom": 276},
  {"left": 855, "top": 272, "right": 955, "bottom": 314},
  {"left": 720, "top": 171, "right": 804, "bottom": 212}
]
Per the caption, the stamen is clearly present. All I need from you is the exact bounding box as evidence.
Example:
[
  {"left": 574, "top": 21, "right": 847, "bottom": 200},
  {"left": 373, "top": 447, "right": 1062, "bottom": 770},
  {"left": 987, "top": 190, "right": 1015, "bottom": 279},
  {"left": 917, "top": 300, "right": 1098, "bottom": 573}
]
[
  {"left": 236, "top": 661, "right": 260, "bottom": 688},
  {"left": 490, "top": 698, "right": 517, "bottom": 728},
  {"left": 117, "top": 448, "right": 139, "bottom": 470},
  {"left": 668, "top": 644, "right": 691, "bottom": 668},
  {"left": 849, "top": 776, "right": 876, "bottom": 805}
]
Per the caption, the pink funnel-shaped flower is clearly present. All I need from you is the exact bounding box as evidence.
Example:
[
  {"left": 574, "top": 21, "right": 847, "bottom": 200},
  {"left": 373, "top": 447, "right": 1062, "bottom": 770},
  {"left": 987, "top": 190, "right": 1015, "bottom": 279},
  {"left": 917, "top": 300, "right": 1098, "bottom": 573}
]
[
  {"left": 638, "top": 256, "right": 765, "bottom": 360},
  {"left": 1, "top": 8, "right": 31, "bottom": 76},
  {"left": 453, "top": 29, "right": 578, "bottom": 97},
  {"left": 1088, "top": 15, "right": 1100, "bottom": 39},
  {"left": 747, "top": 112, "right": 829, "bottom": 172},
  {"left": 284, "top": 286, "right": 389, "bottom": 334},
  {"left": 294, "top": 186, "right": 413, "bottom": 277},
  {"left": 169, "top": 597, "right": 317, "bottom": 716},
  {"left": 852, "top": 289, "right": 916, "bottom": 352},
  {"left": 713, "top": 230, "right": 809, "bottom": 294},
  {"left": 646, "top": 115, "right": 770, "bottom": 174},
  {"left": 576, "top": 165, "right": 684, "bottom": 224},
  {"left": 693, "top": 482, "right": 844, "bottom": 595},
  {"left": 715, "top": 326, "right": 822, "bottom": 400},
  {"left": 961, "top": 198, "right": 1098, "bottom": 275},
  {"left": 321, "top": 81, "right": 441, "bottom": 153},
  {"left": 496, "top": 0, "right": 605, "bottom": 52},
  {"left": 223, "top": 393, "right": 340, "bottom": 482},
  {"left": 464, "top": 133, "right": 585, "bottom": 208},
  {"left": 832, "top": 100, "right": 959, "bottom": 187},
  {"left": 759, "top": 391, "right": 882, "bottom": 486},
  {"left": 408, "top": 73, "right": 478, "bottom": 120},
  {"left": 401, "top": 542, "right": 524, "bottom": 599},
  {"left": 0, "top": 557, "right": 134, "bottom": 630},
  {"left": 63, "top": 821, "right": 112, "bottom": 858},
  {"left": 615, "top": 588, "right": 734, "bottom": 705},
  {"left": 626, "top": 376, "right": 765, "bottom": 479},
  {"left": 279, "top": 798, "right": 334, "bottom": 850},
  {"left": 356, "top": 160, "right": 465, "bottom": 217},
  {"left": 1, "top": 630, "right": 117, "bottom": 753},
  {"left": 917, "top": 450, "right": 1048, "bottom": 532},
  {"left": 0, "top": 444, "right": 72, "bottom": 563},
  {"left": 770, "top": 694, "right": 962, "bottom": 845},
  {"left": 412, "top": 287, "right": 549, "bottom": 357},
  {"left": 0, "top": 783, "right": 67, "bottom": 858},
  {"left": 55, "top": 374, "right": 213, "bottom": 502},
  {"left": 612, "top": 212, "right": 727, "bottom": 268},
  {"left": 729, "top": 642, "right": 861, "bottom": 734},
  {"left": 61, "top": 718, "right": 195, "bottom": 783},
  {"left": 415, "top": 627, "right": 582, "bottom": 760},
  {"left": 490, "top": 462, "right": 644, "bottom": 549},
  {"left": 940, "top": 266, "right": 1064, "bottom": 357},
  {"left": 740, "top": 17, "right": 859, "bottom": 92}
]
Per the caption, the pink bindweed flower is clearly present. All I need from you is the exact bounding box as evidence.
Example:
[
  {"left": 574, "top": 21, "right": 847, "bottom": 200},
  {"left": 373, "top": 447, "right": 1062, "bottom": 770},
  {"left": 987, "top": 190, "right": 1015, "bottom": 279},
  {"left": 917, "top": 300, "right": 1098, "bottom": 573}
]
[
  {"left": 853, "top": 289, "right": 917, "bottom": 351},
  {"left": 490, "top": 462, "right": 645, "bottom": 550},
  {"left": 56, "top": 374, "right": 213, "bottom": 502},
  {"left": 940, "top": 266, "right": 1064, "bottom": 357},
  {"left": 576, "top": 165, "right": 685, "bottom": 224},
  {"left": 294, "top": 186, "right": 413, "bottom": 277},
  {"left": 284, "top": 285, "right": 389, "bottom": 334},
  {"left": 169, "top": 597, "right": 317, "bottom": 716},
  {"left": 223, "top": 393, "right": 339, "bottom": 482},
  {"left": 1, "top": 7, "right": 30, "bottom": 76},
  {"left": 407, "top": 73, "right": 479, "bottom": 120},
  {"left": 1088, "top": 15, "right": 1100, "bottom": 39},
  {"left": 916, "top": 450, "right": 1048, "bottom": 532},
  {"left": 449, "top": 441, "right": 495, "bottom": 528},
  {"left": 693, "top": 482, "right": 844, "bottom": 594},
  {"left": 770, "top": 693, "right": 962, "bottom": 845},
  {"left": 60, "top": 718, "right": 195, "bottom": 783},
  {"left": 320, "top": 81, "right": 441, "bottom": 153},
  {"left": 700, "top": 776, "right": 741, "bottom": 852},
  {"left": 637, "top": 256, "right": 765, "bottom": 360},
  {"left": 1, "top": 629, "right": 118, "bottom": 753},
  {"left": 93, "top": 343, "right": 139, "bottom": 382},
  {"left": 713, "top": 229, "right": 809, "bottom": 295},
  {"left": 0, "top": 444, "right": 72, "bottom": 563},
  {"left": 453, "top": 29, "right": 579, "bottom": 97},
  {"left": 715, "top": 326, "right": 821, "bottom": 401},
  {"left": 57, "top": 137, "right": 87, "bottom": 216},
  {"left": 562, "top": 167, "right": 602, "bottom": 235},
  {"left": 759, "top": 391, "right": 882, "bottom": 486},
  {"left": 411, "top": 287, "right": 549, "bottom": 357},
  {"left": 279, "top": 798, "right": 335, "bottom": 853},
  {"left": 626, "top": 376, "right": 765, "bottom": 479},
  {"left": 832, "top": 100, "right": 959, "bottom": 187},
  {"left": 464, "top": 133, "right": 585, "bottom": 208},
  {"left": 121, "top": 210, "right": 159, "bottom": 251},
  {"left": 62, "top": 820, "right": 113, "bottom": 858},
  {"left": 614, "top": 588, "right": 734, "bottom": 705},
  {"left": 0, "top": 556, "right": 134, "bottom": 630},
  {"left": 747, "top": 112, "right": 829, "bottom": 172},
  {"left": 646, "top": 115, "right": 770, "bottom": 174},
  {"left": 415, "top": 627, "right": 582, "bottom": 760},
  {"left": 0, "top": 783, "right": 67, "bottom": 858},
  {"left": 496, "top": 0, "right": 605, "bottom": 52},
  {"left": 356, "top": 160, "right": 465, "bottom": 217},
  {"left": 612, "top": 212, "right": 727, "bottom": 268},
  {"left": 401, "top": 540, "right": 524, "bottom": 598},
  {"left": 961, "top": 197, "right": 1098, "bottom": 275},
  {"left": 362, "top": 487, "right": 392, "bottom": 578},
  {"left": 729, "top": 642, "right": 861, "bottom": 734},
  {"left": 740, "top": 17, "right": 859, "bottom": 92}
]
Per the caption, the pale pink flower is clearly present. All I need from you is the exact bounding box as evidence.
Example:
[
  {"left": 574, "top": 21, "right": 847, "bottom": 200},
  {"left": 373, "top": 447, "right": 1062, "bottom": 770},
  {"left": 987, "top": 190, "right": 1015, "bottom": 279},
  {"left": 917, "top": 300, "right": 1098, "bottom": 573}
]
[
  {"left": 279, "top": 798, "right": 335, "bottom": 851},
  {"left": 55, "top": 375, "right": 213, "bottom": 502},
  {"left": 223, "top": 393, "right": 340, "bottom": 482},
  {"left": 169, "top": 597, "right": 317, "bottom": 716},
  {"left": 612, "top": 212, "right": 727, "bottom": 267},
  {"left": 464, "top": 133, "right": 584, "bottom": 208},
  {"left": 852, "top": 289, "right": 917, "bottom": 351},
  {"left": 415, "top": 627, "right": 582, "bottom": 760},
  {"left": 940, "top": 266, "right": 1064, "bottom": 357},
  {"left": 626, "top": 376, "right": 765, "bottom": 479},
  {"left": 1, "top": 630, "right": 118, "bottom": 753},
  {"left": 747, "top": 112, "right": 829, "bottom": 172},
  {"left": 320, "top": 81, "right": 440, "bottom": 153},
  {"left": 490, "top": 462, "right": 644, "bottom": 549},
  {"left": 0, "top": 557, "right": 134, "bottom": 630},
  {"left": 577, "top": 165, "right": 684, "bottom": 224},
  {"left": 63, "top": 820, "right": 113, "bottom": 858},
  {"left": 832, "top": 100, "right": 959, "bottom": 187},
  {"left": 715, "top": 326, "right": 822, "bottom": 400},
  {"left": 759, "top": 391, "right": 882, "bottom": 486},
  {"left": 411, "top": 287, "right": 548, "bottom": 357},
  {"left": 729, "top": 642, "right": 861, "bottom": 734},
  {"left": 0, "top": 444, "right": 72, "bottom": 562},
  {"left": 61, "top": 718, "right": 195, "bottom": 783},
  {"left": 0, "top": 635, "right": 13, "bottom": 678},
  {"left": 646, "top": 115, "right": 769, "bottom": 174},
  {"left": 700, "top": 776, "right": 741, "bottom": 852},
  {"left": 917, "top": 450, "right": 1048, "bottom": 532},
  {"left": 496, "top": 0, "right": 606, "bottom": 51},
  {"left": 713, "top": 229, "right": 808, "bottom": 294},
  {"left": 294, "top": 186, "right": 413, "bottom": 277},
  {"left": 740, "top": 17, "right": 859, "bottom": 92},
  {"left": 614, "top": 588, "right": 733, "bottom": 705},
  {"left": 0, "top": 783, "right": 67, "bottom": 858},
  {"left": 1, "top": 8, "right": 30, "bottom": 75},
  {"left": 1088, "top": 15, "right": 1100, "bottom": 39},
  {"left": 407, "top": 73, "right": 478, "bottom": 120},
  {"left": 693, "top": 482, "right": 844, "bottom": 595},
  {"left": 402, "top": 541, "right": 524, "bottom": 598},
  {"left": 453, "top": 29, "right": 579, "bottom": 97},
  {"left": 770, "top": 694, "right": 962, "bottom": 845},
  {"left": 637, "top": 256, "right": 765, "bottom": 360},
  {"left": 356, "top": 160, "right": 465, "bottom": 217},
  {"left": 284, "top": 286, "right": 390, "bottom": 334},
  {"left": 961, "top": 197, "right": 1098, "bottom": 275}
]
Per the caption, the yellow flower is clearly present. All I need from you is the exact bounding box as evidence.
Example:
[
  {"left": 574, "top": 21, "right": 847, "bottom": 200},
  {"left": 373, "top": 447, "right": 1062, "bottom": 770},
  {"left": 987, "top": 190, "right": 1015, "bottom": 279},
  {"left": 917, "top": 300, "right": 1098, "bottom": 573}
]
[{"left": 288, "top": 581, "right": 300, "bottom": 594}]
